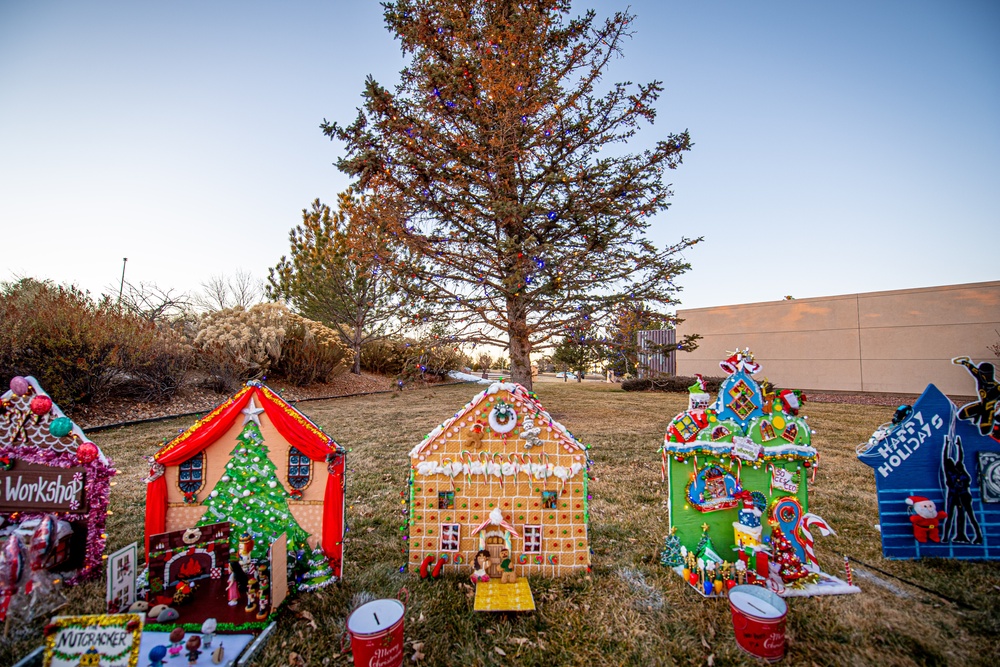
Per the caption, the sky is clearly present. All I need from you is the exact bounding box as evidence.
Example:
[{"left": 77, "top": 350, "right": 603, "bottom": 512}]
[{"left": 1, "top": 0, "right": 997, "bottom": 313}]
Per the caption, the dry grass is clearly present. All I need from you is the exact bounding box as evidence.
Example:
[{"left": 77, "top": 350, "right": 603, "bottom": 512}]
[{"left": 2, "top": 383, "right": 998, "bottom": 666}]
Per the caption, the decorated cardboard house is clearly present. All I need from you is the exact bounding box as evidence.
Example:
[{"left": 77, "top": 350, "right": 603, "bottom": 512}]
[
  {"left": 407, "top": 382, "right": 591, "bottom": 580},
  {"left": 858, "top": 356, "right": 1000, "bottom": 559},
  {"left": 659, "top": 351, "right": 855, "bottom": 597},
  {"left": 0, "top": 376, "right": 114, "bottom": 585},
  {"left": 144, "top": 380, "right": 346, "bottom": 604}
]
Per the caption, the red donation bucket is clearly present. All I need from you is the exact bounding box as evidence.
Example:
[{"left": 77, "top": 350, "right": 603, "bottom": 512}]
[
  {"left": 345, "top": 598, "right": 405, "bottom": 667},
  {"left": 728, "top": 584, "right": 787, "bottom": 662}
]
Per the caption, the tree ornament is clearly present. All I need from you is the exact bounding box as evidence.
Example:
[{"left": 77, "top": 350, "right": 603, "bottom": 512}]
[
  {"left": 77, "top": 442, "right": 99, "bottom": 464},
  {"left": 49, "top": 417, "right": 73, "bottom": 438},
  {"left": 29, "top": 395, "right": 53, "bottom": 415},
  {"left": 9, "top": 376, "right": 30, "bottom": 396}
]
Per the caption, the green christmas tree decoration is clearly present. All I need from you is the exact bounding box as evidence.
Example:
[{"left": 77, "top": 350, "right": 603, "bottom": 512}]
[
  {"left": 198, "top": 421, "right": 310, "bottom": 559},
  {"left": 298, "top": 546, "right": 336, "bottom": 592},
  {"left": 694, "top": 523, "right": 723, "bottom": 564},
  {"left": 660, "top": 527, "right": 684, "bottom": 568}
]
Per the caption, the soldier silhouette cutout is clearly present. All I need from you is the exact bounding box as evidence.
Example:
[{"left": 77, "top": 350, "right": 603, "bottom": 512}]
[
  {"left": 942, "top": 436, "right": 982, "bottom": 544},
  {"left": 953, "top": 357, "right": 999, "bottom": 440}
]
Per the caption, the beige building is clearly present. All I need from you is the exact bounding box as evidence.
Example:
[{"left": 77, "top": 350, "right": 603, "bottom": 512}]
[{"left": 676, "top": 281, "right": 1000, "bottom": 395}]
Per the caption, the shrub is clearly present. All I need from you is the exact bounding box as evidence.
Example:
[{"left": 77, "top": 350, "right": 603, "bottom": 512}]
[
  {"left": 621, "top": 375, "right": 725, "bottom": 393},
  {"left": 193, "top": 303, "right": 348, "bottom": 391},
  {"left": 0, "top": 279, "right": 191, "bottom": 405},
  {"left": 360, "top": 336, "right": 469, "bottom": 381}
]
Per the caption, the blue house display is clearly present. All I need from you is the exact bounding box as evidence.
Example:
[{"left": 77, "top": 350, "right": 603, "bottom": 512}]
[{"left": 858, "top": 356, "right": 1000, "bottom": 559}]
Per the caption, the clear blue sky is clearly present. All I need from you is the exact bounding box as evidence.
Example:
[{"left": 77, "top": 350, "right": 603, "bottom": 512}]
[{"left": 1, "top": 1, "right": 997, "bottom": 312}]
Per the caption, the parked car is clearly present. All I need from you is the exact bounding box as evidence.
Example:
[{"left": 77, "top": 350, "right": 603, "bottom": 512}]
[{"left": 555, "top": 372, "right": 578, "bottom": 380}]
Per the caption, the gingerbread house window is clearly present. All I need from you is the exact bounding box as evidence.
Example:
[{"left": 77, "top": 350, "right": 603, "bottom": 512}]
[
  {"left": 178, "top": 453, "right": 205, "bottom": 494},
  {"left": 441, "top": 524, "right": 460, "bottom": 551},
  {"left": 288, "top": 447, "right": 311, "bottom": 490},
  {"left": 541, "top": 491, "right": 558, "bottom": 510},
  {"left": 523, "top": 525, "right": 542, "bottom": 553},
  {"left": 438, "top": 491, "right": 455, "bottom": 509}
]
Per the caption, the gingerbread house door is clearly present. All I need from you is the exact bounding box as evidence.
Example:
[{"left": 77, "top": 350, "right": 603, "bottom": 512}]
[{"left": 486, "top": 535, "right": 505, "bottom": 578}]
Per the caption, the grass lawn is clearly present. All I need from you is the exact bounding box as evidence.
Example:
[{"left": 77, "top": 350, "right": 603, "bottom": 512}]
[{"left": 3, "top": 382, "right": 998, "bottom": 666}]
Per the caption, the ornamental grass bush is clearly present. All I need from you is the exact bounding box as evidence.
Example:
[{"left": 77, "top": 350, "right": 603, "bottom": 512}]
[
  {"left": 0, "top": 279, "right": 191, "bottom": 405},
  {"left": 193, "top": 303, "right": 348, "bottom": 391}
]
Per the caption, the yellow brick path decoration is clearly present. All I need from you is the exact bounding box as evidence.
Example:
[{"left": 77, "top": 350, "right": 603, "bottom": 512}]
[{"left": 473, "top": 579, "right": 536, "bottom": 612}]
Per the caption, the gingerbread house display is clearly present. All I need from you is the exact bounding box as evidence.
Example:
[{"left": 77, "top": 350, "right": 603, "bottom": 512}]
[
  {"left": 0, "top": 376, "right": 114, "bottom": 584},
  {"left": 407, "top": 382, "right": 592, "bottom": 578},
  {"left": 659, "top": 351, "right": 857, "bottom": 597},
  {"left": 144, "top": 380, "right": 346, "bottom": 593}
]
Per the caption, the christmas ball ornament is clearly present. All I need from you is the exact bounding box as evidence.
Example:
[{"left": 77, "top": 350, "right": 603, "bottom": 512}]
[
  {"left": 268, "top": 481, "right": 276, "bottom": 488},
  {"left": 249, "top": 477, "right": 257, "bottom": 484},
  {"left": 253, "top": 457, "right": 260, "bottom": 463},
  {"left": 242, "top": 490, "right": 250, "bottom": 497},
  {"left": 49, "top": 417, "right": 73, "bottom": 438},
  {"left": 211, "top": 490, "right": 219, "bottom": 498},
  {"left": 77, "top": 442, "right": 99, "bottom": 464},
  {"left": 221, "top": 475, "right": 230, "bottom": 482},
  {"left": 9, "top": 376, "right": 29, "bottom": 396},
  {"left": 29, "top": 395, "right": 53, "bottom": 415}
]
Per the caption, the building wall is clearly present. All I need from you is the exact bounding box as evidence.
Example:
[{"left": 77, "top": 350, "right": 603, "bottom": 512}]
[
  {"left": 408, "top": 390, "right": 590, "bottom": 576},
  {"left": 675, "top": 281, "right": 1000, "bottom": 395}
]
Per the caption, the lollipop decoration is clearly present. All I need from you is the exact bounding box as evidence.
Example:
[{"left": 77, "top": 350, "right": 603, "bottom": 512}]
[
  {"left": 8, "top": 377, "right": 30, "bottom": 396},
  {"left": 0, "top": 533, "right": 28, "bottom": 627}
]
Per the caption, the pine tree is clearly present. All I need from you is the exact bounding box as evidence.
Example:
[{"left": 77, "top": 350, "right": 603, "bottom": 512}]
[
  {"left": 326, "top": 0, "right": 699, "bottom": 389},
  {"left": 198, "top": 421, "right": 310, "bottom": 559},
  {"left": 769, "top": 525, "right": 810, "bottom": 583},
  {"left": 659, "top": 528, "right": 683, "bottom": 568}
]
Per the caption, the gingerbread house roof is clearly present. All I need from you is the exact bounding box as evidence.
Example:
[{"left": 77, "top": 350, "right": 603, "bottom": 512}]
[
  {"left": 154, "top": 380, "right": 341, "bottom": 462},
  {"left": 409, "top": 381, "right": 585, "bottom": 459}
]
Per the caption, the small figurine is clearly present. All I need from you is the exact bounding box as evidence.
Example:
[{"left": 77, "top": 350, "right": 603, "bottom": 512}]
[
  {"left": 470, "top": 550, "right": 491, "bottom": 584},
  {"left": 905, "top": 495, "right": 947, "bottom": 543},
  {"left": 245, "top": 575, "right": 258, "bottom": 613},
  {"left": 226, "top": 562, "right": 240, "bottom": 606},
  {"left": 167, "top": 627, "right": 186, "bottom": 658},
  {"left": 498, "top": 549, "right": 516, "bottom": 583},
  {"left": 201, "top": 618, "right": 217, "bottom": 647},
  {"left": 256, "top": 564, "right": 270, "bottom": 621},
  {"left": 185, "top": 635, "right": 202, "bottom": 665},
  {"left": 147, "top": 645, "right": 168, "bottom": 667}
]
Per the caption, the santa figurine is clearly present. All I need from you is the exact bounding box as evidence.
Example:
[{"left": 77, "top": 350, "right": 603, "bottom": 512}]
[{"left": 905, "top": 496, "right": 947, "bottom": 543}]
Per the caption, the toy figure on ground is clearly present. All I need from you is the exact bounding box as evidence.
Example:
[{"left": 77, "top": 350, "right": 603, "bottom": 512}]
[
  {"left": 953, "top": 357, "right": 999, "bottom": 439},
  {"left": 905, "top": 496, "right": 946, "bottom": 543},
  {"left": 470, "top": 550, "right": 491, "bottom": 584},
  {"left": 185, "top": 635, "right": 202, "bottom": 665},
  {"left": 227, "top": 563, "right": 239, "bottom": 606},
  {"left": 147, "top": 645, "right": 167, "bottom": 667},
  {"left": 201, "top": 618, "right": 217, "bottom": 647},
  {"left": 167, "top": 627, "right": 185, "bottom": 658},
  {"left": 499, "top": 549, "right": 516, "bottom": 583}
]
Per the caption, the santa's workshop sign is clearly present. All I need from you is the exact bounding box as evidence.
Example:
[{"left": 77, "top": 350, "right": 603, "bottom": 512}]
[{"left": 0, "top": 461, "right": 86, "bottom": 512}]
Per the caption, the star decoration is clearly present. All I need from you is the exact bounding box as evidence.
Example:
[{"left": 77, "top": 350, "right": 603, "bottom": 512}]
[{"left": 242, "top": 397, "right": 265, "bottom": 428}]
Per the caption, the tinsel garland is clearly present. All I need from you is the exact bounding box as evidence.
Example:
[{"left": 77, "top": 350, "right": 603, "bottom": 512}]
[{"left": 0, "top": 442, "right": 115, "bottom": 584}]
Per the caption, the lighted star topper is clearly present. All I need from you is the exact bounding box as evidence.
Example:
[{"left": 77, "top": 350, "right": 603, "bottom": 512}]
[{"left": 242, "top": 397, "right": 265, "bottom": 428}]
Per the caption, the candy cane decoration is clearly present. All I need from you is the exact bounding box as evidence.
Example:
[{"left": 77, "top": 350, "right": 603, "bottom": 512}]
[
  {"left": 798, "top": 513, "right": 836, "bottom": 572},
  {"left": 767, "top": 463, "right": 775, "bottom": 494},
  {"left": 811, "top": 453, "right": 819, "bottom": 483},
  {"left": 442, "top": 457, "right": 457, "bottom": 492},
  {"left": 520, "top": 453, "right": 533, "bottom": 481},
  {"left": 660, "top": 447, "right": 668, "bottom": 482},
  {"left": 493, "top": 452, "right": 505, "bottom": 491},
  {"left": 543, "top": 453, "right": 553, "bottom": 487},
  {"left": 732, "top": 456, "right": 742, "bottom": 483},
  {"left": 460, "top": 450, "right": 473, "bottom": 488},
  {"left": 843, "top": 554, "right": 853, "bottom": 587}
]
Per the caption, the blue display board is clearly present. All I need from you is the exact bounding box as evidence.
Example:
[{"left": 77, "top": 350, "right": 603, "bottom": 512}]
[{"left": 858, "top": 378, "right": 1000, "bottom": 560}]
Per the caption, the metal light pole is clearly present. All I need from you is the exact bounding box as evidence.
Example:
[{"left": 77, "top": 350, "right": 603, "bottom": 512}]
[{"left": 118, "top": 257, "right": 128, "bottom": 305}]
